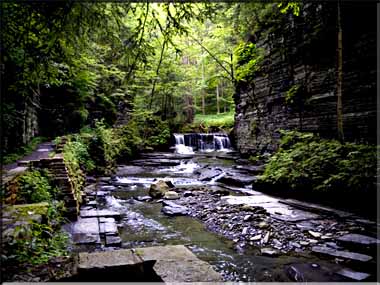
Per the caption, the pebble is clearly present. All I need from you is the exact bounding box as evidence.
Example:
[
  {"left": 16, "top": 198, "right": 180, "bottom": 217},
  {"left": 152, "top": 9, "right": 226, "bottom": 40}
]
[
  {"left": 259, "top": 222, "right": 269, "bottom": 229},
  {"left": 242, "top": 227, "right": 248, "bottom": 235},
  {"left": 250, "top": 234, "right": 262, "bottom": 241},
  {"left": 243, "top": 215, "right": 252, "bottom": 222},
  {"left": 308, "top": 230, "right": 322, "bottom": 238}
]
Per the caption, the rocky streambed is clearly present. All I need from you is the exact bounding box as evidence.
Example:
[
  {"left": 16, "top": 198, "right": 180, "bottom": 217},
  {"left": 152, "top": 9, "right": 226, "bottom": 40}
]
[{"left": 66, "top": 151, "right": 378, "bottom": 282}]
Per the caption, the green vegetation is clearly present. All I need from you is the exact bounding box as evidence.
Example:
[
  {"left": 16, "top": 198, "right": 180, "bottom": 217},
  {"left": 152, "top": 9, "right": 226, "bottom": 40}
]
[
  {"left": 191, "top": 112, "right": 235, "bottom": 132},
  {"left": 2, "top": 171, "right": 69, "bottom": 267},
  {"left": 259, "top": 130, "right": 377, "bottom": 197}
]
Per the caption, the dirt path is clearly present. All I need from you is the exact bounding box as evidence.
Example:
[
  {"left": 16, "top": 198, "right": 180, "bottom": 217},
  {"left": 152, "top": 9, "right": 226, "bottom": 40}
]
[{"left": 2, "top": 141, "right": 55, "bottom": 172}]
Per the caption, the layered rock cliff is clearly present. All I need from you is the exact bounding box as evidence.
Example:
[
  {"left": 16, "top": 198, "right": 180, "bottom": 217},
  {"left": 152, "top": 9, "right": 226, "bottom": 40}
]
[{"left": 233, "top": 3, "right": 377, "bottom": 155}]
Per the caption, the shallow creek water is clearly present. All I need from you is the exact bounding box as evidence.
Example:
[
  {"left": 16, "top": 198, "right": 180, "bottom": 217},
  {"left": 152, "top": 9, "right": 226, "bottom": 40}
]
[{"left": 75, "top": 150, "right": 360, "bottom": 282}]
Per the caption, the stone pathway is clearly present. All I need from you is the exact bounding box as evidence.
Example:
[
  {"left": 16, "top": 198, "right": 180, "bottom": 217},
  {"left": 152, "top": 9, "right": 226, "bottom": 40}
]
[
  {"left": 76, "top": 245, "right": 222, "bottom": 282},
  {"left": 2, "top": 141, "right": 54, "bottom": 186}
]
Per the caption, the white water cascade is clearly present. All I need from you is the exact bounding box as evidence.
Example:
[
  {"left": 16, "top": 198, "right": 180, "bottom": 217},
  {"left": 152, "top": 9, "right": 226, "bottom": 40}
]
[
  {"left": 173, "top": 133, "right": 232, "bottom": 154},
  {"left": 174, "top": 134, "right": 195, "bottom": 154}
]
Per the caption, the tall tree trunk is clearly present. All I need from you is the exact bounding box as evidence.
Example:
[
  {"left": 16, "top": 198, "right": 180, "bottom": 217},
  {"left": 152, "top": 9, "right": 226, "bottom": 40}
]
[
  {"left": 221, "top": 81, "right": 226, "bottom": 113},
  {"left": 216, "top": 83, "right": 220, "bottom": 114},
  {"left": 201, "top": 60, "right": 205, "bottom": 115},
  {"left": 149, "top": 39, "right": 167, "bottom": 110},
  {"left": 336, "top": 1, "right": 344, "bottom": 141}
]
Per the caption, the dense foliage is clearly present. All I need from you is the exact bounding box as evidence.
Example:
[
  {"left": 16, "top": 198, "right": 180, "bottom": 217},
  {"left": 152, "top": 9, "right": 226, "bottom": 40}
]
[{"left": 260, "top": 130, "right": 377, "bottom": 197}]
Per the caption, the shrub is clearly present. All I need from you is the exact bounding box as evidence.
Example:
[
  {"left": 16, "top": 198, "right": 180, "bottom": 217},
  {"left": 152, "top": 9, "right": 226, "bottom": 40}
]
[
  {"left": 16, "top": 170, "right": 58, "bottom": 204},
  {"left": 260, "top": 130, "right": 377, "bottom": 196}
]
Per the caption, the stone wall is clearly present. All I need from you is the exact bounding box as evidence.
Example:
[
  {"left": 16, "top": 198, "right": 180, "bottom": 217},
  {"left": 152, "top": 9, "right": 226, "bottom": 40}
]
[{"left": 233, "top": 3, "right": 377, "bottom": 155}]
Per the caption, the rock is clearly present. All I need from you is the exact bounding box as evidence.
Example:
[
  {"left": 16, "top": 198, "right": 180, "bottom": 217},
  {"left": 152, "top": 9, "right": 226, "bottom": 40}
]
[
  {"left": 308, "top": 239, "right": 319, "bottom": 244},
  {"left": 258, "top": 222, "right": 269, "bottom": 229},
  {"left": 135, "top": 245, "right": 223, "bottom": 282},
  {"left": 135, "top": 196, "right": 153, "bottom": 202},
  {"left": 149, "top": 180, "right": 171, "bottom": 198},
  {"left": 99, "top": 185, "right": 116, "bottom": 191},
  {"left": 164, "top": 191, "right": 180, "bottom": 200},
  {"left": 336, "top": 268, "right": 371, "bottom": 281},
  {"left": 197, "top": 168, "right": 223, "bottom": 181},
  {"left": 290, "top": 242, "right": 301, "bottom": 248},
  {"left": 162, "top": 201, "right": 189, "bottom": 216},
  {"left": 311, "top": 246, "right": 373, "bottom": 262},
  {"left": 165, "top": 180, "right": 175, "bottom": 188},
  {"left": 337, "top": 233, "right": 380, "bottom": 248},
  {"left": 72, "top": 218, "right": 101, "bottom": 245},
  {"left": 262, "top": 232, "right": 270, "bottom": 244},
  {"left": 80, "top": 209, "right": 121, "bottom": 219},
  {"left": 261, "top": 248, "right": 279, "bottom": 257},
  {"left": 308, "top": 230, "right": 322, "bottom": 238},
  {"left": 210, "top": 188, "right": 230, "bottom": 196},
  {"left": 299, "top": 241, "right": 310, "bottom": 246},
  {"left": 183, "top": 191, "right": 193, "bottom": 197},
  {"left": 286, "top": 265, "right": 305, "bottom": 282},
  {"left": 105, "top": 235, "right": 122, "bottom": 247},
  {"left": 250, "top": 234, "right": 262, "bottom": 241},
  {"left": 243, "top": 215, "right": 252, "bottom": 222},
  {"left": 242, "top": 227, "right": 248, "bottom": 235},
  {"left": 217, "top": 174, "right": 256, "bottom": 187}
]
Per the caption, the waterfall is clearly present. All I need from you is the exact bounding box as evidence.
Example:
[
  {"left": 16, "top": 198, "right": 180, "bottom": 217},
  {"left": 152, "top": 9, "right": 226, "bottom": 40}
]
[
  {"left": 173, "top": 133, "right": 232, "bottom": 153},
  {"left": 173, "top": 134, "right": 194, "bottom": 154}
]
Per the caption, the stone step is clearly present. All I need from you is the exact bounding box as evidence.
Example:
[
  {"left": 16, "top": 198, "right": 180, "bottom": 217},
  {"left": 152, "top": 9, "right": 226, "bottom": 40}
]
[
  {"left": 80, "top": 209, "right": 121, "bottom": 220},
  {"left": 311, "top": 246, "right": 373, "bottom": 263}
]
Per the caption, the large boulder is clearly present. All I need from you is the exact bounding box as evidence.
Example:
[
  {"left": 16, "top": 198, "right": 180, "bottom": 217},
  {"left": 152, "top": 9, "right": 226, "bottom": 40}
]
[{"left": 149, "top": 180, "right": 171, "bottom": 198}]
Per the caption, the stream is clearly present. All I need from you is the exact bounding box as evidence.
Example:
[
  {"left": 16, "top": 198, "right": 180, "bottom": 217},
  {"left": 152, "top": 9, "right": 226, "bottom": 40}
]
[{"left": 66, "top": 133, "right": 378, "bottom": 282}]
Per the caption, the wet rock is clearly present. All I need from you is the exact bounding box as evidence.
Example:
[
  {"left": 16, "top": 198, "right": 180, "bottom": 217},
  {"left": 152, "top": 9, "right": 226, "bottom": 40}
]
[
  {"left": 242, "top": 227, "right": 248, "bottom": 235},
  {"left": 286, "top": 265, "right": 305, "bottom": 282},
  {"left": 80, "top": 209, "right": 121, "bottom": 219},
  {"left": 72, "top": 218, "right": 101, "bottom": 245},
  {"left": 250, "top": 234, "right": 262, "bottom": 241},
  {"left": 164, "top": 191, "right": 180, "bottom": 200},
  {"left": 149, "top": 180, "right": 170, "bottom": 198},
  {"left": 261, "top": 248, "right": 279, "bottom": 257},
  {"left": 135, "top": 196, "right": 153, "bottom": 202},
  {"left": 105, "top": 235, "right": 122, "bottom": 247},
  {"left": 262, "top": 232, "right": 270, "bottom": 244},
  {"left": 311, "top": 246, "right": 373, "bottom": 262},
  {"left": 197, "top": 168, "right": 223, "bottom": 181},
  {"left": 258, "top": 222, "right": 269, "bottom": 229},
  {"left": 217, "top": 174, "right": 256, "bottom": 187},
  {"left": 162, "top": 201, "right": 189, "bottom": 216},
  {"left": 99, "top": 185, "right": 116, "bottom": 191},
  {"left": 210, "top": 188, "right": 230, "bottom": 196},
  {"left": 299, "top": 241, "right": 310, "bottom": 246},
  {"left": 183, "top": 191, "right": 193, "bottom": 197},
  {"left": 337, "top": 233, "right": 380, "bottom": 248},
  {"left": 336, "top": 268, "right": 370, "bottom": 281},
  {"left": 308, "top": 230, "right": 322, "bottom": 238},
  {"left": 234, "top": 165, "right": 265, "bottom": 174},
  {"left": 243, "top": 215, "right": 252, "bottom": 222},
  {"left": 115, "top": 165, "right": 146, "bottom": 176}
]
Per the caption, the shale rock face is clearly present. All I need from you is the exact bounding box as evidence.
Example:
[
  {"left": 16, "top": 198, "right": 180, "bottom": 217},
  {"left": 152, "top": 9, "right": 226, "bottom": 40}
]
[{"left": 234, "top": 3, "right": 376, "bottom": 155}]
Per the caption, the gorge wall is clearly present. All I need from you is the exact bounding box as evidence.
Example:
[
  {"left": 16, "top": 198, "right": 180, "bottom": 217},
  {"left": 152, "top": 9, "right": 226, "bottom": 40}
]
[{"left": 233, "top": 2, "right": 377, "bottom": 155}]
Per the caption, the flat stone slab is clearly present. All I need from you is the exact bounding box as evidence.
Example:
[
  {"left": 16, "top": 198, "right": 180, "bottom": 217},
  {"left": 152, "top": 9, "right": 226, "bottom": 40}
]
[
  {"left": 99, "top": 221, "right": 118, "bottom": 235},
  {"left": 337, "top": 233, "right": 380, "bottom": 247},
  {"left": 79, "top": 249, "right": 143, "bottom": 269},
  {"left": 280, "top": 199, "right": 353, "bottom": 218},
  {"left": 311, "top": 246, "right": 373, "bottom": 262},
  {"left": 72, "top": 218, "right": 99, "bottom": 234},
  {"left": 336, "top": 268, "right": 371, "bottom": 281},
  {"left": 72, "top": 217, "right": 101, "bottom": 245},
  {"left": 105, "top": 235, "right": 122, "bottom": 247},
  {"left": 73, "top": 233, "right": 101, "bottom": 245},
  {"left": 222, "top": 195, "right": 319, "bottom": 222},
  {"left": 80, "top": 209, "right": 121, "bottom": 219},
  {"left": 135, "top": 245, "right": 222, "bottom": 282}
]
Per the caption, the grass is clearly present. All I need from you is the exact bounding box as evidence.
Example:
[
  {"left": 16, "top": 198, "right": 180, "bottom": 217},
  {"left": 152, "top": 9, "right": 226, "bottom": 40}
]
[
  {"left": 193, "top": 112, "right": 235, "bottom": 130},
  {"left": 2, "top": 136, "right": 47, "bottom": 165}
]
